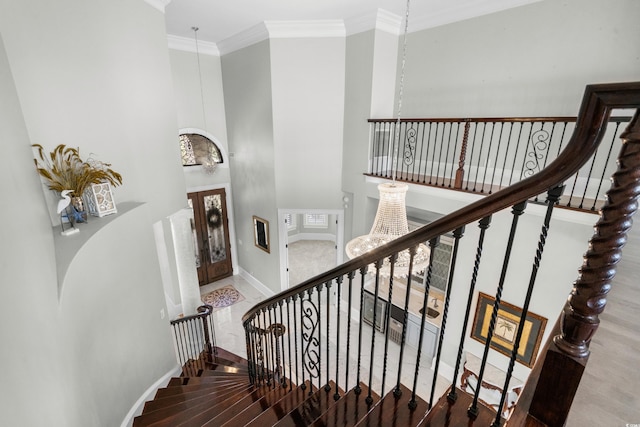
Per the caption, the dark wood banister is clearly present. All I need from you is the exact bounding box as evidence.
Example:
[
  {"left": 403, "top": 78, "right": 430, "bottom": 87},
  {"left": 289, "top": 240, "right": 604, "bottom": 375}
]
[{"left": 244, "top": 82, "right": 640, "bottom": 327}]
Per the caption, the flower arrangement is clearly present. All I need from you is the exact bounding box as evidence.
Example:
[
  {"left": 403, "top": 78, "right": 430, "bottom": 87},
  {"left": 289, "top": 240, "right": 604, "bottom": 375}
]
[{"left": 32, "top": 144, "right": 123, "bottom": 198}]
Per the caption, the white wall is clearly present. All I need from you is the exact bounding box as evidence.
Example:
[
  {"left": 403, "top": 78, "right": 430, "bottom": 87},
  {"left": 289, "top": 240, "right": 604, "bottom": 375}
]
[{"left": 0, "top": 1, "right": 186, "bottom": 425}]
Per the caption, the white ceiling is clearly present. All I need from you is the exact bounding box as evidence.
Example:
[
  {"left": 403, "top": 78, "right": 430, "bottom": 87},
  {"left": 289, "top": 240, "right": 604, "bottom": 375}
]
[{"left": 163, "top": 0, "right": 541, "bottom": 46}]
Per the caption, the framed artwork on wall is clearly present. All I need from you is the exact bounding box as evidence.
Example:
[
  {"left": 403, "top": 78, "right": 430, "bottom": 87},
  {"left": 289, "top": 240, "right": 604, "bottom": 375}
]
[
  {"left": 253, "top": 216, "right": 270, "bottom": 253},
  {"left": 471, "top": 292, "right": 547, "bottom": 368}
]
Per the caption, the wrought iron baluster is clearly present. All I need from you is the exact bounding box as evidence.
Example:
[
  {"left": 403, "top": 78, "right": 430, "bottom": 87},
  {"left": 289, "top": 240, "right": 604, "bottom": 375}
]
[
  {"left": 487, "top": 122, "right": 505, "bottom": 194},
  {"left": 468, "top": 201, "right": 527, "bottom": 419},
  {"left": 429, "top": 226, "right": 465, "bottom": 409},
  {"left": 302, "top": 288, "right": 320, "bottom": 394},
  {"left": 491, "top": 186, "right": 563, "bottom": 427},
  {"left": 334, "top": 276, "right": 343, "bottom": 401},
  {"left": 471, "top": 123, "right": 488, "bottom": 192},
  {"left": 465, "top": 123, "right": 479, "bottom": 191},
  {"left": 409, "top": 237, "right": 438, "bottom": 410},
  {"left": 297, "top": 292, "right": 306, "bottom": 391},
  {"left": 441, "top": 122, "right": 454, "bottom": 187},
  {"left": 286, "top": 297, "right": 293, "bottom": 388},
  {"left": 381, "top": 254, "right": 397, "bottom": 397},
  {"left": 591, "top": 121, "right": 621, "bottom": 210},
  {"left": 448, "top": 216, "right": 492, "bottom": 403},
  {"left": 355, "top": 266, "right": 367, "bottom": 395},
  {"left": 428, "top": 122, "right": 442, "bottom": 184},
  {"left": 345, "top": 271, "right": 355, "bottom": 392},
  {"left": 324, "top": 281, "right": 331, "bottom": 393},
  {"left": 366, "top": 260, "right": 383, "bottom": 405},
  {"left": 498, "top": 122, "right": 515, "bottom": 188},
  {"left": 480, "top": 122, "right": 497, "bottom": 193},
  {"left": 316, "top": 284, "right": 323, "bottom": 393},
  {"left": 394, "top": 247, "right": 416, "bottom": 398},
  {"left": 418, "top": 122, "right": 429, "bottom": 183},
  {"left": 508, "top": 122, "right": 526, "bottom": 186}
]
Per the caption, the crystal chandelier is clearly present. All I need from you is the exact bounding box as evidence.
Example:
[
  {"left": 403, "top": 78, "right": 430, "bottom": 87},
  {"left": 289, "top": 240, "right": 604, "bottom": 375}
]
[{"left": 345, "top": 0, "right": 430, "bottom": 278}]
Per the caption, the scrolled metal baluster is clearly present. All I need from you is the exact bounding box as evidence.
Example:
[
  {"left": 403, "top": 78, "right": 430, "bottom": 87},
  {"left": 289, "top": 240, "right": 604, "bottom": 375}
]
[
  {"left": 448, "top": 216, "right": 492, "bottom": 403},
  {"left": 285, "top": 297, "right": 293, "bottom": 388},
  {"left": 302, "top": 288, "right": 320, "bottom": 394},
  {"left": 469, "top": 200, "right": 527, "bottom": 419}
]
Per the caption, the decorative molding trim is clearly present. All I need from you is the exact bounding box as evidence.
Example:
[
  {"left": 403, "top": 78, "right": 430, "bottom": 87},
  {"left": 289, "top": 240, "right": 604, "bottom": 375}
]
[
  {"left": 167, "top": 35, "right": 220, "bottom": 56},
  {"left": 120, "top": 365, "right": 181, "bottom": 427},
  {"left": 143, "top": 0, "right": 171, "bottom": 13},
  {"left": 217, "top": 22, "right": 270, "bottom": 55},
  {"left": 345, "top": 9, "right": 402, "bottom": 37},
  {"left": 265, "top": 20, "right": 345, "bottom": 39}
]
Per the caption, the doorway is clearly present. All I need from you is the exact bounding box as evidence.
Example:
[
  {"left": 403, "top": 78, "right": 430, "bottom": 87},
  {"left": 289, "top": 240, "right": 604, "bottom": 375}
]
[{"left": 188, "top": 188, "right": 233, "bottom": 286}]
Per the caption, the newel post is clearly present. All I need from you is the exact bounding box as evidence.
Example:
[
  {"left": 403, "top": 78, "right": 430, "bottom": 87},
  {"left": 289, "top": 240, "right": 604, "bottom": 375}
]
[{"left": 527, "top": 111, "right": 640, "bottom": 426}]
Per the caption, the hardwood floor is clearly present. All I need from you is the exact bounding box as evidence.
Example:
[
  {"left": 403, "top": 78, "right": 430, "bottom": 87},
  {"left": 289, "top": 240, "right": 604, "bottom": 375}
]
[{"left": 566, "top": 221, "right": 640, "bottom": 426}]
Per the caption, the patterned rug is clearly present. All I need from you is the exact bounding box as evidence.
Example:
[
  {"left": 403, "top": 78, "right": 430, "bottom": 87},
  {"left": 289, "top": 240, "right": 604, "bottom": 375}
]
[{"left": 201, "top": 285, "right": 245, "bottom": 308}]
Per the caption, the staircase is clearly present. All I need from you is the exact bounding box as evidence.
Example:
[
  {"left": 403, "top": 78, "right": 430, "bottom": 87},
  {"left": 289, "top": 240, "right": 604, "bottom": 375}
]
[{"left": 133, "top": 347, "right": 436, "bottom": 427}]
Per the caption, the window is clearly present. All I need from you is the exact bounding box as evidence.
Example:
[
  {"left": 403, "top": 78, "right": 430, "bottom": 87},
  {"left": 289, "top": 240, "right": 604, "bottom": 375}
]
[
  {"left": 179, "top": 133, "right": 223, "bottom": 166},
  {"left": 303, "top": 213, "right": 328, "bottom": 228},
  {"left": 284, "top": 213, "right": 297, "bottom": 231}
]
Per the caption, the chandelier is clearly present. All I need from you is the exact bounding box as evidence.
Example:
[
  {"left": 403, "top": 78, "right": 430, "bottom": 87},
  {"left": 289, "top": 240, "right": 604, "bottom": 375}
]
[{"left": 345, "top": 0, "right": 430, "bottom": 278}]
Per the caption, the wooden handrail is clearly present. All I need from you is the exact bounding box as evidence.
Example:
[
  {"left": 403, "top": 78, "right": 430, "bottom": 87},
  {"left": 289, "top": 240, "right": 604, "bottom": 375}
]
[{"left": 244, "top": 82, "right": 640, "bottom": 327}]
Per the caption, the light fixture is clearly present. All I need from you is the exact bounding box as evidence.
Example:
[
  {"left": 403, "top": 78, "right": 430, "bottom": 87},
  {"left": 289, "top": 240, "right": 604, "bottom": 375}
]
[
  {"left": 345, "top": 0, "right": 430, "bottom": 278},
  {"left": 192, "top": 26, "right": 218, "bottom": 175}
]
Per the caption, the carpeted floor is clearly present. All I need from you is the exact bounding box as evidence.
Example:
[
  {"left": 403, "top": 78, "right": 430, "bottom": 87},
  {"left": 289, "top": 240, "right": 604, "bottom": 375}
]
[{"left": 287, "top": 240, "right": 336, "bottom": 286}]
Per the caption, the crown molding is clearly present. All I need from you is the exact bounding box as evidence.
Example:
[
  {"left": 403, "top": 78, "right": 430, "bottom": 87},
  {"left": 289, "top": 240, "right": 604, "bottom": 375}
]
[
  {"left": 167, "top": 34, "right": 220, "bottom": 56},
  {"left": 217, "top": 22, "right": 270, "bottom": 55},
  {"left": 264, "top": 20, "right": 345, "bottom": 39},
  {"left": 345, "top": 9, "right": 402, "bottom": 37},
  {"left": 143, "top": 0, "right": 171, "bottom": 13}
]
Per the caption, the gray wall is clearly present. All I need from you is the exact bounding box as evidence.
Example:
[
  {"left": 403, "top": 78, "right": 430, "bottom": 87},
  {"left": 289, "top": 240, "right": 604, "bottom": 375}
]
[
  {"left": 222, "top": 40, "right": 280, "bottom": 291},
  {"left": 0, "top": 1, "right": 186, "bottom": 425}
]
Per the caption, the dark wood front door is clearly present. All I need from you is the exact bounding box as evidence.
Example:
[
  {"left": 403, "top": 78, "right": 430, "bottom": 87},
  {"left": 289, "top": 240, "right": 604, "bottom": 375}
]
[{"left": 188, "top": 188, "right": 233, "bottom": 286}]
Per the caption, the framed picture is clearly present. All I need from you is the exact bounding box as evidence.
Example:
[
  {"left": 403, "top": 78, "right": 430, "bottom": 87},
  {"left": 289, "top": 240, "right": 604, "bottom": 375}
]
[
  {"left": 471, "top": 292, "right": 547, "bottom": 368},
  {"left": 253, "top": 216, "right": 270, "bottom": 253}
]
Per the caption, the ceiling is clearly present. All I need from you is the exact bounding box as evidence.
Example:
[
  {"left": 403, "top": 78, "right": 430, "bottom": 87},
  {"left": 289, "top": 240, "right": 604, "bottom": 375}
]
[{"left": 164, "top": 0, "right": 541, "bottom": 46}]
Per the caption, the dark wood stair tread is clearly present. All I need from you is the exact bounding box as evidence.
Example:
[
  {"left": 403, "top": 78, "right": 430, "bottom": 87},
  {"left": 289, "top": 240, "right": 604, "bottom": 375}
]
[
  {"left": 154, "top": 380, "right": 250, "bottom": 398},
  {"left": 418, "top": 386, "right": 498, "bottom": 427},
  {"left": 134, "top": 384, "right": 252, "bottom": 425},
  {"left": 355, "top": 383, "right": 430, "bottom": 427},
  {"left": 141, "top": 385, "right": 260, "bottom": 427},
  {"left": 310, "top": 382, "right": 379, "bottom": 427},
  {"left": 143, "top": 381, "right": 249, "bottom": 411},
  {"left": 211, "top": 346, "right": 248, "bottom": 364},
  {"left": 270, "top": 381, "right": 343, "bottom": 427},
  {"left": 220, "top": 381, "right": 314, "bottom": 427},
  {"left": 241, "top": 380, "right": 319, "bottom": 427},
  {"left": 166, "top": 376, "right": 246, "bottom": 387},
  {"left": 179, "top": 383, "right": 292, "bottom": 427}
]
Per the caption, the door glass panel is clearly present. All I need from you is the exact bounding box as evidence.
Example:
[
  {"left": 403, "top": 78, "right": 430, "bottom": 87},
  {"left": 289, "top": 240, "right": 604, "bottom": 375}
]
[
  {"left": 203, "top": 194, "right": 227, "bottom": 263},
  {"left": 188, "top": 198, "right": 201, "bottom": 268}
]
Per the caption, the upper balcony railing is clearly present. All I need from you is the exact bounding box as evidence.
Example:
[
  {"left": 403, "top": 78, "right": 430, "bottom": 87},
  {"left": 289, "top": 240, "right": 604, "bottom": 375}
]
[{"left": 368, "top": 115, "right": 631, "bottom": 213}]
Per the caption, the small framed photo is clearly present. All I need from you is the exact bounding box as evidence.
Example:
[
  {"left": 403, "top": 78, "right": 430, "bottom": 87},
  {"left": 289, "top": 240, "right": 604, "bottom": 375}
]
[
  {"left": 471, "top": 292, "right": 547, "bottom": 367},
  {"left": 253, "top": 216, "right": 270, "bottom": 253}
]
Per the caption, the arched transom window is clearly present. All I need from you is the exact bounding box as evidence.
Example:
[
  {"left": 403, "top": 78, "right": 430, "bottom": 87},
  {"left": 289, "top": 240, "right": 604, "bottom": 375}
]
[{"left": 179, "top": 133, "right": 223, "bottom": 167}]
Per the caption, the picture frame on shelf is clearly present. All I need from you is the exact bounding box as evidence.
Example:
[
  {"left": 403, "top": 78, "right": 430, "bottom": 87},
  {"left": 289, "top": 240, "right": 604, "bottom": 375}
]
[
  {"left": 253, "top": 216, "right": 270, "bottom": 253},
  {"left": 85, "top": 182, "right": 117, "bottom": 217},
  {"left": 471, "top": 292, "right": 547, "bottom": 368}
]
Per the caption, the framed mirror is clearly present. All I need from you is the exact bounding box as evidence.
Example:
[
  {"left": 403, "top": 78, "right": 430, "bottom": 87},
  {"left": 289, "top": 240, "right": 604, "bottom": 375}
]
[{"left": 253, "top": 216, "right": 270, "bottom": 253}]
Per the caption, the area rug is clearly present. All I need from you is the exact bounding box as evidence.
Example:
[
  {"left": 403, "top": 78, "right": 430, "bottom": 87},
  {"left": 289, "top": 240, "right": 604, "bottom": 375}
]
[{"left": 201, "top": 285, "right": 245, "bottom": 308}]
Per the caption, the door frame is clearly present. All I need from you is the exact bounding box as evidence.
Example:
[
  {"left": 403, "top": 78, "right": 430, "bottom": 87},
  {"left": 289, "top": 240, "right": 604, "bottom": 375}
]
[
  {"left": 187, "top": 183, "right": 239, "bottom": 277},
  {"left": 278, "top": 208, "right": 344, "bottom": 293}
]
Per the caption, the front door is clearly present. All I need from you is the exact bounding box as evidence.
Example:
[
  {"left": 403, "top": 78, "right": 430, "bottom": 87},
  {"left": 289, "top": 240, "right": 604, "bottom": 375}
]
[{"left": 188, "top": 188, "right": 233, "bottom": 285}]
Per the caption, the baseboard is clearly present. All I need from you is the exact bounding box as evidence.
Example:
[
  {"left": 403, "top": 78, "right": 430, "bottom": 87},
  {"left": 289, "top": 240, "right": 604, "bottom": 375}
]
[
  {"left": 239, "top": 267, "right": 275, "bottom": 297},
  {"left": 120, "top": 364, "right": 181, "bottom": 427},
  {"left": 288, "top": 233, "right": 336, "bottom": 243}
]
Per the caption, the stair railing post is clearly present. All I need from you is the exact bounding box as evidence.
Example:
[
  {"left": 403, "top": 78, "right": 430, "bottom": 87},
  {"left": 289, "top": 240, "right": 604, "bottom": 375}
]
[{"left": 454, "top": 120, "right": 470, "bottom": 189}]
